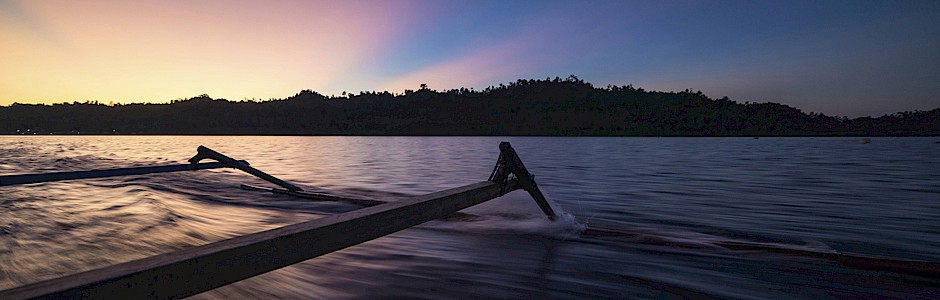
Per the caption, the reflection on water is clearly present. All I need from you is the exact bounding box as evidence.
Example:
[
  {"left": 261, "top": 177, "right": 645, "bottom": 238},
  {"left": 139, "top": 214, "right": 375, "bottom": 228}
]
[{"left": 1, "top": 136, "right": 939, "bottom": 299}]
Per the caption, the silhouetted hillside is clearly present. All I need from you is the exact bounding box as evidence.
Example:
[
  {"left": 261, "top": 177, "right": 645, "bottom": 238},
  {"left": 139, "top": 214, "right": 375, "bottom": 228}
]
[{"left": 2, "top": 76, "right": 938, "bottom": 136}]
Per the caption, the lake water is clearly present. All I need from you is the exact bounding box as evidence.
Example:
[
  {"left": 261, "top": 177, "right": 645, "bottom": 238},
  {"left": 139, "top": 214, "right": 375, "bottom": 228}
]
[{"left": 1, "top": 136, "right": 938, "bottom": 299}]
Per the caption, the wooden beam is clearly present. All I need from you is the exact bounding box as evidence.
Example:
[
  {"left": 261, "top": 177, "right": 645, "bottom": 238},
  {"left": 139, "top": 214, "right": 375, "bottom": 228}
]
[
  {"left": 0, "top": 181, "right": 506, "bottom": 300},
  {"left": 239, "top": 184, "right": 499, "bottom": 221},
  {"left": 0, "top": 161, "right": 247, "bottom": 187},
  {"left": 189, "top": 146, "right": 303, "bottom": 192},
  {"left": 489, "top": 142, "right": 556, "bottom": 220}
]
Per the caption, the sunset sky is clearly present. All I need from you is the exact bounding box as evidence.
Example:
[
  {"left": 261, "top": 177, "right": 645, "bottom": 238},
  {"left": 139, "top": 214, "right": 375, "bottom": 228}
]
[{"left": 1, "top": 0, "right": 938, "bottom": 117}]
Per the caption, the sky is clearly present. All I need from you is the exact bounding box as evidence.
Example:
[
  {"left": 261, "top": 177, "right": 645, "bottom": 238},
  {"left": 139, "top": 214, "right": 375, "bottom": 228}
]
[{"left": 1, "top": 0, "right": 938, "bottom": 117}]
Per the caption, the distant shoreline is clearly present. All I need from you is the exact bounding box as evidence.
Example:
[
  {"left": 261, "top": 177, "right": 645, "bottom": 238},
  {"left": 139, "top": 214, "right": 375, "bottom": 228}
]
[{"left": 3, "top": 78, "right": 937, "bottom": 137}]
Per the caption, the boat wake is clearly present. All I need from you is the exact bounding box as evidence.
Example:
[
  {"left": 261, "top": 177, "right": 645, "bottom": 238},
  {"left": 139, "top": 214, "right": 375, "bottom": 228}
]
[
  {"left": 249, "top": 183, "right": 940, "bottom": 279},
  {"left": 425, "top": 190, "right": 586, "bottom": 239}
]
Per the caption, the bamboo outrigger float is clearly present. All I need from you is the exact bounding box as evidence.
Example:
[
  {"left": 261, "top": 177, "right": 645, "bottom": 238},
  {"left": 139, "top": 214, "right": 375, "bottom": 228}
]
[{"left": 1, "top": 142, "right": 938, "bottom": 299}]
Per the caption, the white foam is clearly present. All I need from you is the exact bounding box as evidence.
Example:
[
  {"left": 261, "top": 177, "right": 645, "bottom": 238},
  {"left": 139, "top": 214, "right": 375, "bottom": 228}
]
[{"left": 433, "top": 190, "right": 586, "bottom": 239}]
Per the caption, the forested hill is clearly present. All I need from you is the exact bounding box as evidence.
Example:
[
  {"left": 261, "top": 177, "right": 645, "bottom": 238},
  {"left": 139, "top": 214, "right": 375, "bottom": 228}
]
[{"left": 2, "top": 76, "right": 938, "bottom": 136}]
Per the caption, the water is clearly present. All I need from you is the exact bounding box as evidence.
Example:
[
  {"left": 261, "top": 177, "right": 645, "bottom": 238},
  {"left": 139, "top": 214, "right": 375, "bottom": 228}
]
[{"left": 1, "top": 136, "right": 938, "bottom": 299}]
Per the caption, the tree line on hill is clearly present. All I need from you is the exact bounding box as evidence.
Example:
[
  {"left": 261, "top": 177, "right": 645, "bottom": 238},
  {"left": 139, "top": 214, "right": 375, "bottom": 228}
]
[{"left": 1, "top": 75, "right": 937, "bottom": 136}]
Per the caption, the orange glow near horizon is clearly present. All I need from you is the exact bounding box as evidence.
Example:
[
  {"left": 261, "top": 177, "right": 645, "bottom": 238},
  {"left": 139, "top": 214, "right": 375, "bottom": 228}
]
[{"left": 0, "top": 1, "right": 420, "bottom": 105}]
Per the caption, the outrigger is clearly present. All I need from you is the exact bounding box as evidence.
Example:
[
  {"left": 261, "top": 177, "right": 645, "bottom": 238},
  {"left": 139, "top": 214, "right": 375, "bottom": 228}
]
[
  {"left": 0, "top": 142, "right": 556, "bottom": 299},
  {"left": 0, "top": 142, "right": 938, "bottom": 299}
]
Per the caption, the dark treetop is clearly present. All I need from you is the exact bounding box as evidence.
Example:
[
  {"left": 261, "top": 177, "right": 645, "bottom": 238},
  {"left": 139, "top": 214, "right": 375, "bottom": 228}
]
[{"left": 2, "top": 76, "right": 937, "bottom": 136}]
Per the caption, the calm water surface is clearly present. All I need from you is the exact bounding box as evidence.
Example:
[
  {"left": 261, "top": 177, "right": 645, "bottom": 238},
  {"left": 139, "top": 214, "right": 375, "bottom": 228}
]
[{"left": 1, "top": 136, "right": 938, "bottom": 299}]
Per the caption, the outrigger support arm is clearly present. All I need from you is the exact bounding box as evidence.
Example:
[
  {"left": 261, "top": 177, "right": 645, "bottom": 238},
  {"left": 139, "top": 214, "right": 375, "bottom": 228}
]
[
  {"left": 489, "top": 142, "right": 557, "bottom": 220},
  {"left": 189, "top": 145, "right": 303, "bottom": 192}
]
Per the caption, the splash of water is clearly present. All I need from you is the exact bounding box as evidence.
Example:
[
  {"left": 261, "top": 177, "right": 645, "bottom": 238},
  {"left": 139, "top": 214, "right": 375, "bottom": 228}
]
[{"left": 426, "top": 190, "right": 586, "bottom": 239}]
